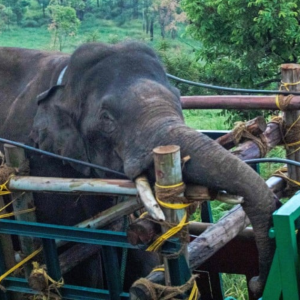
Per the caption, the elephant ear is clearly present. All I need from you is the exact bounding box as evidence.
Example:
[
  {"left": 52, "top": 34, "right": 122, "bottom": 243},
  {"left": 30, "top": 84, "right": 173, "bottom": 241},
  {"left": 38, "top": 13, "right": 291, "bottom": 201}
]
[{"left": 30, "top": 86, "right": 90, "bottom": 176}]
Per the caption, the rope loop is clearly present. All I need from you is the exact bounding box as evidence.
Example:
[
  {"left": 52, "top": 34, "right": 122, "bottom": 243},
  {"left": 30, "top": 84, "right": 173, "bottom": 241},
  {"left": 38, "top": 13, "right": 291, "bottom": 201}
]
[
  {"left": 273, "top": 167, "right": 300, "bottom": 188},
  {"left": 144, "top": 182, "right": 190, "bottom": 253},
  {"left": 30, "top": 262, "right": 64, "bottom": 300},
  {"left": 232, "top": 121, "right": 268, "bottom": 157},
  {"left": 0, "top": 247, "right": 43, "bottom": 288},
  {"left": 132, "top": 272, "right": 199, "bottom": 300}
]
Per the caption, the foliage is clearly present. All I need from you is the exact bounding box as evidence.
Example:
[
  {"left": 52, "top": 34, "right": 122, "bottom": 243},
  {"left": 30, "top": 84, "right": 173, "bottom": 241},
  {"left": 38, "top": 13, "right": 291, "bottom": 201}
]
[
  {"left": 0, "top": 4, "right": 14, "bottom": 30},
  {"left": 181, "top": 0, "right": 300, "bottom": 88},
  {"left": 180, "top": 0, "right": 300, "bottom": 124},
  {"left": 0, "top": 0, "right": 30, "bottom": 25},
  {"left": 152, "top": 0, "right": 187, "bottom": 39},
  {"left": 47, "top": 1, "right": 80, "bottom": 51}
]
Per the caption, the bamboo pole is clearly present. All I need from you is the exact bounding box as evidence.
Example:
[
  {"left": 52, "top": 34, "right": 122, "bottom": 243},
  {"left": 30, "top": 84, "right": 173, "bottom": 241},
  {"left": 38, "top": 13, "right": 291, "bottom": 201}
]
[
  {"left": 180, "top": 95, "right": 300, "bottom": 110},
  {"left": 4, "top": 144, "right": 36, "bottom": 277},
  {"left": 8, "top": 176, "right": 137, "bottom": 195},
  {"left": 153, "top": 145, "right": 188, "bottom": 287},
  {"left": 281, "top": 64, "right": 300, "bottom": 190}
]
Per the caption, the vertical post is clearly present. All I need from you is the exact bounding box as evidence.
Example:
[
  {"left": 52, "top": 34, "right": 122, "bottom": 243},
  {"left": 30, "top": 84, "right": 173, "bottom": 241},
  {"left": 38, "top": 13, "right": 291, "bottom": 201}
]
[
  {"left": 4, "top": 144, "right": 36, "bottom": 277},
  {"left": 281, "top": 64, "right": 300, "bottom": 190},
  {"left": 0, "top": 196, "right": 16, "bottom": 270},
  {"left": 153, "top": 145, "right": 189, "bottom": 288}
]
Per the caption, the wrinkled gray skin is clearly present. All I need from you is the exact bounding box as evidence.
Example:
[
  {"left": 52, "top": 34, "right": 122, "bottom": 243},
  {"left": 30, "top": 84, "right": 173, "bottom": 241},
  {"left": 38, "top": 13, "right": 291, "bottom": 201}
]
[{"left": 0, "top": 42, "right": 276, "bottom": 297}]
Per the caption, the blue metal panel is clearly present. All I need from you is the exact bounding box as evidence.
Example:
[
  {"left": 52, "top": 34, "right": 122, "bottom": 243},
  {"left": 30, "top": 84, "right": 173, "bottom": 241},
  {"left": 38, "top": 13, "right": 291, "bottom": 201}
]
[{"left": 0, "top": 219, "right": 137, "bottom": 249}]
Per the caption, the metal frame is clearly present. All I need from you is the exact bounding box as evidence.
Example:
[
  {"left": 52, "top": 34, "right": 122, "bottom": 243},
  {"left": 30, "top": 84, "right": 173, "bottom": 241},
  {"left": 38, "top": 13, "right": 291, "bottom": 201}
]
[
  {"left": 0, "top": 219, "right": 135, "bottom": 299},
  {"left": 262, "top": 191, "right": 300, "bottom": 300}
]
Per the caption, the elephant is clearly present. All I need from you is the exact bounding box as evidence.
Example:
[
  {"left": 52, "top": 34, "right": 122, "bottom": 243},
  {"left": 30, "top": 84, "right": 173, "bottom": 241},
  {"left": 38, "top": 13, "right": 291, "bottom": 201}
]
[{"left": 0, "top": 42, "right": 276, "bottom": 298}]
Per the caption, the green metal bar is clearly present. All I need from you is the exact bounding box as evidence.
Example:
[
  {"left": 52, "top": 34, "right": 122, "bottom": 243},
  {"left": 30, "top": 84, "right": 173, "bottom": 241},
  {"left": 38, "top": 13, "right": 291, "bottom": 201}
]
[
  {"left": 102, "top": 246, "right": 122, "bottom": 300},
  {"left": 273, "top": 207, "right": 300, "bottom": 299},
  {"left": 163, "top": 239, "right": 191, "bottom": 291},
  {"left": 262, "top": 250, "right": 282, "bottom": 299},
  {"left": 42, "top": 238, "right": 62, "bottom": 282},
  {"left": 262, "top": 191, "right": 300, "bottom": 300},
  {"left": 0, "top": 219, "right": 136, "bottom": 249}
]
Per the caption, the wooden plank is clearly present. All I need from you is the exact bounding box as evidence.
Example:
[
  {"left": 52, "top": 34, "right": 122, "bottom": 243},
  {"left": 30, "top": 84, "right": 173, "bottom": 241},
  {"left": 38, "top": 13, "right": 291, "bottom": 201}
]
[
  {"left": 4, "top": 144, "right": 36, "bottom": 278},
  {"left": 180, "top": 95, "right": 300, "bottom": 110}
]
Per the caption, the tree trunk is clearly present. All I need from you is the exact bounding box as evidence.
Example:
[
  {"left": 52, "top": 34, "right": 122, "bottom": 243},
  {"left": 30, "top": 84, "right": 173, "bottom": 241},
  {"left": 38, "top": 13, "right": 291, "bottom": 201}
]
[
  {"left": 132, "top": 0, "right": 138, "bottom": 19},
  {"left": 150, "top": 16, "right": 154, "bottom": 41}
]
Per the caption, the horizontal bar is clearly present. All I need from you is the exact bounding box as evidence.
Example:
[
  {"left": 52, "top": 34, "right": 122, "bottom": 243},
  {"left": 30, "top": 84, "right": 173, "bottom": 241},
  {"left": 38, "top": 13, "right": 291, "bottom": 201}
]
[
  {"left": 273, "top": 191, "right": 300, "bottom": 220},
  {"left": 181, "top": 95, "right": 300, "bottom": 110},
  {"left": 8, "top": 176, "right": 137, "bottom": 195},
  {"left": 3, "top": 277, "right": 130, "bottom": 300},
  {"left": 0, "top": 219, "right": 137, "bottom": 249}
]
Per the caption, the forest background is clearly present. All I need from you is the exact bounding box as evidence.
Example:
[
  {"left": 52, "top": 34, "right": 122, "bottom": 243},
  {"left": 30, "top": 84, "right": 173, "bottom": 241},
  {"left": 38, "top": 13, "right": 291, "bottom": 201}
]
[{"left": 1, "top": 0, "right": 300, "bottom": 299}]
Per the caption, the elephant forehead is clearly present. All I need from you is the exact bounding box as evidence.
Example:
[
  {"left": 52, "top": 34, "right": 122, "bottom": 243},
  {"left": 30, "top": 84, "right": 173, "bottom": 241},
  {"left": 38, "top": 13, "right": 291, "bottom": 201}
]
[{"left": 127, "top": 79, "right": 175, "bottom": 99}]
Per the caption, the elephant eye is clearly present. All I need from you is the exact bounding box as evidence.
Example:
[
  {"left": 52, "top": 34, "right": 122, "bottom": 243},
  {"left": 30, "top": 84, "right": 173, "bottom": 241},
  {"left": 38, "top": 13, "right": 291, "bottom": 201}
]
[{"left": 99, "top": 110, "right": 116, "bottom": 134}]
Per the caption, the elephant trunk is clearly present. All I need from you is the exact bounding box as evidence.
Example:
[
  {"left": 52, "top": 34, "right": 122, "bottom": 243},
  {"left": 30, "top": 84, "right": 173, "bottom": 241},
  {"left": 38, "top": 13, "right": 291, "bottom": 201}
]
[
  {"left": 125, "top": 122, "right": 276, "bottom": 297},
  {"left": 172, "top": 125, "right": 276, "bottom": 297}
]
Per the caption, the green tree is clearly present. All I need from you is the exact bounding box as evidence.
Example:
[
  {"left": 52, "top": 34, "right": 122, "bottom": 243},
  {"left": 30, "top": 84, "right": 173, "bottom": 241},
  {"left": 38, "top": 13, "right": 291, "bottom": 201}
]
[
  {"left": 37, "top": 0, "right": 50, "bottom": 18},
  {"left": 48, "top": 1, "right": 80, "bottom": 51},
  {"left": 1, "top": 0, "right": 29, "bottom": 25},
  {"left": 181, "top": 0, "right": 300, "bottom": 88},
  {"left": 0, "top": 4, "right": 13, "bottom": 30}
]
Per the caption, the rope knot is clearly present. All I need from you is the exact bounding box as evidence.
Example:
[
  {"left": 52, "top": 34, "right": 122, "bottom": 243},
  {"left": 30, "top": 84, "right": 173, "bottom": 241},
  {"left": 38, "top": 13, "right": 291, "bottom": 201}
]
[{"left": 29, "top": 262, "right": 64, "bottom": 300}]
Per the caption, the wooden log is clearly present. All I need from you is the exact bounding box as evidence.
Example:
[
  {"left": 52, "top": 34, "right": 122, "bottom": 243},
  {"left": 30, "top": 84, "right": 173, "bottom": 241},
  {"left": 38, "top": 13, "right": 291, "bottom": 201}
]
[
  {"left": 231, "top": 121, "right": 283, "bottom": 159},
  {"left": 180, "top": 95, "right": 300, "bottom": 110},
  {"left": 129, "top": 205, "right": 250, "bottom": 299},
  {"left": 135, "top": 175, "right": 165, "bottom": 221},
  {"left": 216, "top": 116, "right": 267, "bottom": 150},
  {"left": 127, "top": 186, "right": 244, "bottom": 247},
  {"left": 129, "top": 178, "right": 277, "bottom": 299},
  {"left": 76, "top": 196, "right": 143, "bottom": 230},
  {"left": 153, "top": 145, "right": 187, "bottom": 286},
  {"left": 127, "top": 217, "right": 162, "bottom": 245},
  {"left": 189, "top": 221, "right": 254, "bottom": 241},
  {"left": 281, "top": 64, "right": 300, "bottom": 190},
  {"left": 4, "top": 144, "right": 36, "bottom": 278}
]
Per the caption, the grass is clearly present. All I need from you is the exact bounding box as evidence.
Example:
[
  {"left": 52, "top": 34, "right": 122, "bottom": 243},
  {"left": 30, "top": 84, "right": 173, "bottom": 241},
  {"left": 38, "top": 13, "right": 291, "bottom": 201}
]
[{"left": 0, "top": 18, "right": 199, "bottom": 55}]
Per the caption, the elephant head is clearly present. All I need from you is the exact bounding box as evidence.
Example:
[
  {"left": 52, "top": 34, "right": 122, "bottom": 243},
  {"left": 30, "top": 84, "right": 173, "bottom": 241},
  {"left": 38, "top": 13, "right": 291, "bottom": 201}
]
[{"left": 30, "top": 42, "right": 276, "bottom": 297}]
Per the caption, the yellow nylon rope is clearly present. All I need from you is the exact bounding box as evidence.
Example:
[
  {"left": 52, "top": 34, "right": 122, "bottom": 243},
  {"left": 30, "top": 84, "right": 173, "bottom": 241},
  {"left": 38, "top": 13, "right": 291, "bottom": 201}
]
[
  {"left": 156, "top": 197, "right": 190, "bottom": 209},
  {"left": 31, "top": 262, "right": 64, "bottom": 288},
  {"left": 0, "top": 247, "right": 43, "bottom": 283},
  {"left": 155, "top": 182, "right": 185, "bottom": 189},
  {"left": 281, "top": 80, "right": 300, "bottom": 91},
  {"left": 274, "top": 169, "right": 300, "bottom": 187},
  {"left": 146, "top": 182, "right": 190, "bottom": 252},
  {"left": 0, "top": 180, "right": 11, "bottom": 196},
  {"left": 0, "top": 207, "right": 36, "bottom": 219},
  {"left": 275, "top": 80, "right": 300, "bottom": 110},
  {"left": 146, "top": 211, "right": 189, "bottom": 252},
  {"left": 189, "top": 281, "right": 199, "bottom": 300}
]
